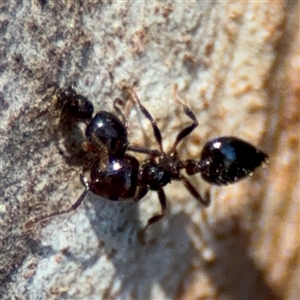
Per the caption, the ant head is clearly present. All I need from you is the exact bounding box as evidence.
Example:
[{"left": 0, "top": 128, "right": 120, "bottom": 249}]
[
  {"left": 200, "top": 136, "right": 268, "bottom": 185},
  {"left": 85, "top": 111, "right": 129, "bottom": 155},
  {"left": 56, "top": 86, "right": 94, "bottom": 121}
]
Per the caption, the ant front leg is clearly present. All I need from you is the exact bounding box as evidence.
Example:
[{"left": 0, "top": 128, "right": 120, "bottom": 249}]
[
  {"left": 138, "top": 188, "right": 167, "bottom": 245},
  {"left": 24, "top": 174, "right": 90, "bottom": 230},
  {"left": 25, "top": 171, "right": 91, "bottom": 230}
]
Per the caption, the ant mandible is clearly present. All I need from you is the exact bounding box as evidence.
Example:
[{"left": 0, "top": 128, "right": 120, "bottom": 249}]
[{"left": 25, "top": 86, "right": 268, "bottom": 242}]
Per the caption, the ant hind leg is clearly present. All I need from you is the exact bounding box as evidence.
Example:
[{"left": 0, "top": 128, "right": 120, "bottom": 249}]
[
  {"left": 180, "top": 174, "right": 210, "bottom": 207},
  {"left": 171, "top": 85, "right": 199, "bottom": 151},
  {"left": 124, "top": 86, "right": 164, "bottom": 153}
]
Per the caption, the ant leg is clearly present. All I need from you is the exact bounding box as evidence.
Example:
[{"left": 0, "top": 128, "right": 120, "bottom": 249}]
[
  {"left": 170, "top": 84, "right": 198, "bottom": 151},
  {"left": 82, "top": 141, "right": 100, "bottom": 153},
  {"left": 125, "top": 87, "right": 163, "bottom": 152},
  {"left": 127, "top": 145, "right": 161, "bottom": 157},
  {"left": 172, "top": 104, "right": 198, "bottom": 151},
  {"left": 133, "top": 186, "right": 148, "bottom": 202},
  {"left": 24, "top": 174, "right": 90, "bottom": 230},
  {"left": 113, "top": 98, "right": 128, "bottom": 130},
  {"left": 180, "top": 174, "right": 210, "bottom": 207},
  {"left": 138, "top": 188, "right": 167, "bottom": 244},
  {"left": 145, "top": 188, "right": 167, "bottom": 226}
]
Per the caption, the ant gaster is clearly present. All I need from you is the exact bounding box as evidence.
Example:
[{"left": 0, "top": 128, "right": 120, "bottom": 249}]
[{"left": 25, "top": 86, "right": 268, "bottom": 241}]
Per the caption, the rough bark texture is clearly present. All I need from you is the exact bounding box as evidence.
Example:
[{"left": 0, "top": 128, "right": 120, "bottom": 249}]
[{"left": 0, "top": 1, "right": 299, "bottom": 299}]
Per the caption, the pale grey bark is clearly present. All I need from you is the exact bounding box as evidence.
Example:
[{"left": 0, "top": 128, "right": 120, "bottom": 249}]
[{"left": 0, "top": 1, "right": 298, "bottom": 299}]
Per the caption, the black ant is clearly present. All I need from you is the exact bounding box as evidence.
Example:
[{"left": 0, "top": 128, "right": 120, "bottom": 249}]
[{"left": 25, "top": 86, "right": 268, "bottom": 242}]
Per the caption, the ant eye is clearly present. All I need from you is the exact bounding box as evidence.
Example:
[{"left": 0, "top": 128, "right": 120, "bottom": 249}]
[
  {"left": 85, "top": 111, "right": 129, "bottom": 154},
  {"left": 200, "top": 136, "right": 268, "bottom": 185}
]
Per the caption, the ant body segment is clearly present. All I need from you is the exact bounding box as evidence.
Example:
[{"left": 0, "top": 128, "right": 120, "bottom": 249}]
[{"left": 25, "top": 86, "right": 268, "bottom": 241}]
